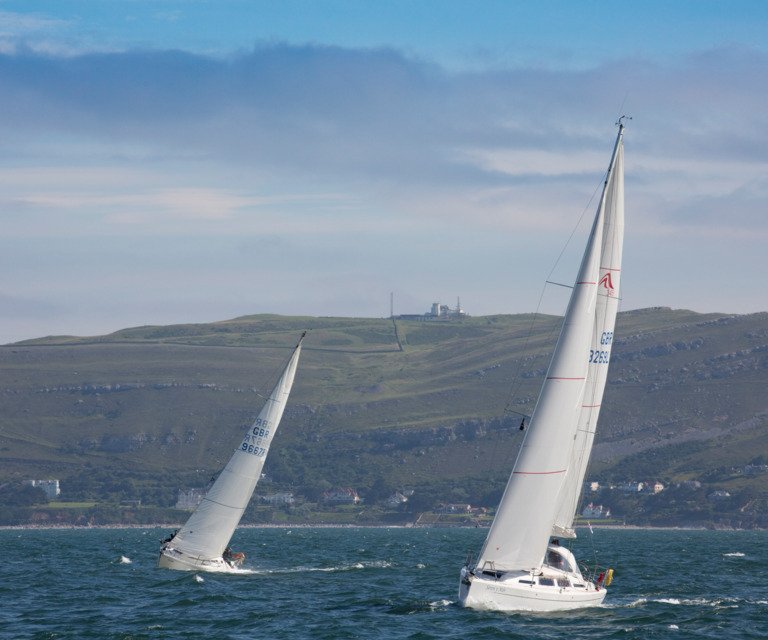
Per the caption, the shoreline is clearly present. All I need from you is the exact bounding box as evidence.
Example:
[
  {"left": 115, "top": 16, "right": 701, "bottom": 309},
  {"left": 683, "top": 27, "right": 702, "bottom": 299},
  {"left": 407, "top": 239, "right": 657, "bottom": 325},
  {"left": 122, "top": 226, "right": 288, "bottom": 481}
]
[{"left": 1, "top": 522, "right": 763, "bottom": 532}]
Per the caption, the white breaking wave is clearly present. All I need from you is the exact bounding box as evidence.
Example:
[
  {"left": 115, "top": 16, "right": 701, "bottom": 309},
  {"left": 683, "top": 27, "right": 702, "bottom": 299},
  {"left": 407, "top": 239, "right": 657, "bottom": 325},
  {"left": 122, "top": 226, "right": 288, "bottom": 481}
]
[
  {"left": 119, "top": 556, "right": 132, "bottom": 564},
  {"left": 249, "top": 560, "right": 394, "bottom": 575},
  {"left": 194, "top": 574, "right": 204, "bottom": 583},
  {"left": 723, "top": 552, "right": 745, "bottom": 557},
  {"left": 429, "top": 599, "right": 452, "bottom": 610},
  {"left": 628, "top": 597, "right": 739, "bottom": 608},
  {"left": 228, "top": 566, "right": 258, "bottom": 575}
]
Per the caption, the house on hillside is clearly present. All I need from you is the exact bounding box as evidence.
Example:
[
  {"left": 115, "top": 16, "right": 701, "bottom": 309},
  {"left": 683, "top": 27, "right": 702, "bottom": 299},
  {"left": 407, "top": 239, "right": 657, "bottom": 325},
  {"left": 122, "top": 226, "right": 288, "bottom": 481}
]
[
  {"left": 260, "top": 492, "right": 295, "bottom": 505},
  {"left": 617, "top": 481, "right": 644, "bottom": 493},
  {"left": 437, "top": 503, "right": 472, "bottom": 514},
  {"left": 28, "top": 479, "right": 61, "bottom": 500},
  {"left": 322, "top": 488, "right": 361, "bottom": 505},
  {"left": 386, "top": 492, "right": 409, "bottom": 507},
  {"left": 581, "top": 502, "right": 611, "bottom": 519}
]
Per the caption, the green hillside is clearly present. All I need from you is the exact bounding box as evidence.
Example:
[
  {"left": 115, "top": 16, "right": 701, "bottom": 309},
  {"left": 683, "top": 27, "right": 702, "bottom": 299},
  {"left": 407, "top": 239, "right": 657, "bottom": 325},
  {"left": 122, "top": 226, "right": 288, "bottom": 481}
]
[{"left": 1, "top": 308, "right": 767, "bottom": 527}]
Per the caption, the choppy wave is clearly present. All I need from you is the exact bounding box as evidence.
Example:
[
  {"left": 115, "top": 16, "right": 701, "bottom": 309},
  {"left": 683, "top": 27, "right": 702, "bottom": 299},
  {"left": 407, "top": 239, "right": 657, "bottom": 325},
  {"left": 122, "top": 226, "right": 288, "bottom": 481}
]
[{"left": 2, "top": 527, "right": 766, "bottom": 640}]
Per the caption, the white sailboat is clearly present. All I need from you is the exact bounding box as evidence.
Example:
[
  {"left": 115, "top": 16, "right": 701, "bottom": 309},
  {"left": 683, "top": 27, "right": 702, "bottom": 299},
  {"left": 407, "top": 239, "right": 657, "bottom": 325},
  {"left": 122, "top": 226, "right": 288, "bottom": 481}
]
[
  {"left": 459, "top": 121, "right": 626, "bottom": 612},
  {"left": 158, "top": 333, "right": 305, "bottom": 573}
]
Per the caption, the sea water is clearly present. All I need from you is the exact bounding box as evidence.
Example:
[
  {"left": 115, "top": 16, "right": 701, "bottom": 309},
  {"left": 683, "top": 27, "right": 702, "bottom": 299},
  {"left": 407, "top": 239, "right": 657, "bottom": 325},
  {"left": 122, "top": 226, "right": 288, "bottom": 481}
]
[{"left": 1, "top": 527, "right": 765, "bottom": 639}]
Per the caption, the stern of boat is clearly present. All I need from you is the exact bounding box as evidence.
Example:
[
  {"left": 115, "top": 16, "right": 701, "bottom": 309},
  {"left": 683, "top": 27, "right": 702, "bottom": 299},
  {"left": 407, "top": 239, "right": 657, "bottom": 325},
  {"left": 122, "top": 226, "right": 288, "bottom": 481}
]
[{"left": 458, "top": 565, "right": 472, "bottom": 604}]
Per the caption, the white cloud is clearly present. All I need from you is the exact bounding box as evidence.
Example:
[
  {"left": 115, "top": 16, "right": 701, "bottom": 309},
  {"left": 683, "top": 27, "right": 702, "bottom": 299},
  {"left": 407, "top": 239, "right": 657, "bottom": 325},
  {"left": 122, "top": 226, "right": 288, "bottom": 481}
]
[{"left": 0, "top": 10, "right": 69, "bottom": 35}]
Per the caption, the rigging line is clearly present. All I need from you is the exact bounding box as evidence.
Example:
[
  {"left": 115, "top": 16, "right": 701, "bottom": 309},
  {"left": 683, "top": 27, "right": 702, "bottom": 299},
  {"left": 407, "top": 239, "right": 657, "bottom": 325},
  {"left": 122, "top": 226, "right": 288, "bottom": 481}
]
[
  {"left": 253, "top": 331, "right": 305, "bottom": 401},
  {"left": 501, "top": 136, "right": 614, "bottom": 429},
  {"left": 501, "top": 176, "right": 603, "bottom": 417}
]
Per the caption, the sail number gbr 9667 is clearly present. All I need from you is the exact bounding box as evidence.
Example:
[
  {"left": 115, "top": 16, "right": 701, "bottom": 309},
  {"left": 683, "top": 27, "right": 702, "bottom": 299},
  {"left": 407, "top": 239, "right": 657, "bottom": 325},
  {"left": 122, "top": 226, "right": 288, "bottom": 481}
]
[
  {"left": 589, "top": 332, "right": 613, "bottom": 364},
  {"left": 240, "top": 417, "right": 271, "bottom": 457}
]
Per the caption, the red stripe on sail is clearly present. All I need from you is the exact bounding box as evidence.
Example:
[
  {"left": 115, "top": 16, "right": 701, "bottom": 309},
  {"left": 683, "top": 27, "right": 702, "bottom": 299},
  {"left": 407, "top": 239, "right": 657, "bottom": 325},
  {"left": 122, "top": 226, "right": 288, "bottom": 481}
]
[{"left": 513, "top": 470, "right": 567, "bottom": 475}]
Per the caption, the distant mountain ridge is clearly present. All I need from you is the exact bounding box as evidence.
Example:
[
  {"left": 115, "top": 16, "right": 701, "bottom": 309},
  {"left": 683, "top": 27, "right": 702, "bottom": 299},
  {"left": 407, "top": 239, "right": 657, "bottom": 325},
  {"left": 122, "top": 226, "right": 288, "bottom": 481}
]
[{"left": 1, "top": 308, "right": 767, "bottom": 527}]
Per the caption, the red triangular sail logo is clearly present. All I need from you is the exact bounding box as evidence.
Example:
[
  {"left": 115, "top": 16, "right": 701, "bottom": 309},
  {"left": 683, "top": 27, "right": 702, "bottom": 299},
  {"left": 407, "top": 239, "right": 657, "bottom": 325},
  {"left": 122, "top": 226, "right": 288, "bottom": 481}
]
[{"left": 599, "top": 272, "right": 615, "bottom": 295}]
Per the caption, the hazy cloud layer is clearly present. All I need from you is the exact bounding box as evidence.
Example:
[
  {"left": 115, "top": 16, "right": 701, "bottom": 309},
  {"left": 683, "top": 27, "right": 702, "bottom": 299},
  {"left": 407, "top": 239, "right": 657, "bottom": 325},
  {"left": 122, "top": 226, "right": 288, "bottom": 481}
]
[{"left": 1, "top": 42, "right": 766, "bottom": 341}]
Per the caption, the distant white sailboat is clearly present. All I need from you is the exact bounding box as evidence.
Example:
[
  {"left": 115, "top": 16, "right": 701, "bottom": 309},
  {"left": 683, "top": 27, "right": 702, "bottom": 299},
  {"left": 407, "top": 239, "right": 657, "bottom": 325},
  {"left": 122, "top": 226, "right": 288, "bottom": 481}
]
[
  {"left": 459, "top": 121, "right": 626, "bottom": 612},
  {"left": 158, "top": 333, "right": 305, "bottom": 573}
]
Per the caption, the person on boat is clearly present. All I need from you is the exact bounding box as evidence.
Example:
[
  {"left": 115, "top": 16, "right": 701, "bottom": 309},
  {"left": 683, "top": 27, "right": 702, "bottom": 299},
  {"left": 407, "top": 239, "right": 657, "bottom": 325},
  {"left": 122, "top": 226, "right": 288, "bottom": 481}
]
[
  {"left": 161, "top": 530, "right": 177, "bottom": 545},
  {"left": 223, "top": 546, "right": 245, "bottom": 567},
  {"left": 223, "top": 546, "right": 236, "bottom": 566}
]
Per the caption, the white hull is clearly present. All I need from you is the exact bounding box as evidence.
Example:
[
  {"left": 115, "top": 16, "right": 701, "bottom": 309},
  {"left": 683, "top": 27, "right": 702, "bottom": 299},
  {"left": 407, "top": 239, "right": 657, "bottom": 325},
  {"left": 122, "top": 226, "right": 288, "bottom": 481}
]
[
  {"left": 459, "top": 566, "right": 606, "bottom": 612},
  {"left": 158, "top": 547, "right": 240, "bottom": 573}
]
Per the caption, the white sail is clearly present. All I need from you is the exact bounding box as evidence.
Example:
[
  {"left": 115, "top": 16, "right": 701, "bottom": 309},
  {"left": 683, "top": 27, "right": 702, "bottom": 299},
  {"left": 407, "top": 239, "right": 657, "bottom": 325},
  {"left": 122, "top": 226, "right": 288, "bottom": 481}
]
[
  {"left": 165, "top": 337, "right": 303, "bottom": 564},
  {"left": 552, "top": 134, "right": 625, "bottom": 538},
  {"left": 459, "top": 123, "right": 626, "bottom": 611},
  {"left": 474, "top": 187, "right": 606, "bottom": 573}
]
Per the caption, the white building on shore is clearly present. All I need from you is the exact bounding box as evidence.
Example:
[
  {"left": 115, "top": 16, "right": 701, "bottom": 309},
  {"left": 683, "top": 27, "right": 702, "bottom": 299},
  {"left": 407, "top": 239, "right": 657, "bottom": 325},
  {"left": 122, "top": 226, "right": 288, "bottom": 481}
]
[{"left": 28, "top": 479, "right": 60, "bottom": 500}]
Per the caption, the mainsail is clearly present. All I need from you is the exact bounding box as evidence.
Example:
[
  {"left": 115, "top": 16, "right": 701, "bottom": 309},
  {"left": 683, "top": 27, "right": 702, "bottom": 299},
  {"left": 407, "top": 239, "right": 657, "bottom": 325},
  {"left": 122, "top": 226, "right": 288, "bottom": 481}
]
[
  {"left": 475, "top": 125, "right": 625, "bottom": 573},
  {"left": 167, "top": 335, "right": 304, "bottom": 562}
]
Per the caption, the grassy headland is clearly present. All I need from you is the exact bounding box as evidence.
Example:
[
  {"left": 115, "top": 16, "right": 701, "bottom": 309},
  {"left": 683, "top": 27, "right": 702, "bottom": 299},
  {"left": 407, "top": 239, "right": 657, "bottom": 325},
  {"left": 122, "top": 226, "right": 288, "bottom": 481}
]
[{"left": 1, "top": 309, "right": 767, "bottom": 528}]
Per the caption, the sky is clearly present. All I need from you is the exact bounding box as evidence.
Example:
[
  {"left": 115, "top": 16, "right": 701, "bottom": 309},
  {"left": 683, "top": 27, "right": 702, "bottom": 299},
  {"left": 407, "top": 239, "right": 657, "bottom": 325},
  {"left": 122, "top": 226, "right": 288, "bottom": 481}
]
[{"left": 0, "top": 1, "right": 767, "bottom": 343}]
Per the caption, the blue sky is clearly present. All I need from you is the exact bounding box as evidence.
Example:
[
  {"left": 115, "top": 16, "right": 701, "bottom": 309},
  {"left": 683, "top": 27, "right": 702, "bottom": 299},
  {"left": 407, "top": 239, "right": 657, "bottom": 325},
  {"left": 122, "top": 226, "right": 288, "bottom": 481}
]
[{"left": 0, "top": 1, "right": 767, "bottom": 342}]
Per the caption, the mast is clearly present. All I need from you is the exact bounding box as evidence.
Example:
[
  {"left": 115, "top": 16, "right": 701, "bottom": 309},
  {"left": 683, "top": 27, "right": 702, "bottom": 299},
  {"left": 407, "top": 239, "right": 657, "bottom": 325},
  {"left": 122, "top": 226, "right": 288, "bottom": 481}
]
[{"left": 552, "top": 122, "right": 626, "bottom": 537}]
